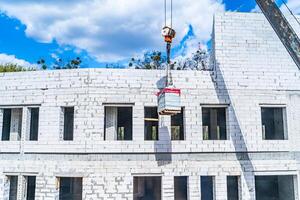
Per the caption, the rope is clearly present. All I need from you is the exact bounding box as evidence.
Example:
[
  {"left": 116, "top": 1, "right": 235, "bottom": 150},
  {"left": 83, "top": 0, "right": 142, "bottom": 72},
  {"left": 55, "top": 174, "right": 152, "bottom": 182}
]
[
  {"left": 164, "top": 0, "right": 167, "bottom": 27},
  {"left": 280, "top": 0, "right": 300, "bottom": 28},
  {"left": 171, "top": 0, "right": 173, "bottom": 28}
]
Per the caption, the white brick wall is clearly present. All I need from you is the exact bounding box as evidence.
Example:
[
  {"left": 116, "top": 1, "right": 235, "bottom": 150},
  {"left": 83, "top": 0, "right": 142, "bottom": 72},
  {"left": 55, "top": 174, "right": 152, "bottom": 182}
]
[{"left": 0, "top": 12, "right": 299, "bottom": 199}]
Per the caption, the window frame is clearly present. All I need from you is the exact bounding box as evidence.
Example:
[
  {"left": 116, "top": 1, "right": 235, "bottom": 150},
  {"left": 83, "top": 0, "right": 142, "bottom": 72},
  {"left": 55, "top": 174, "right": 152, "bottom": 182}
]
[
  {"left": 144, "top": 106, "right": 159, "bottom": 141},
  {"left": 171, "top": 107, "right": 185, "bottom": 141}
]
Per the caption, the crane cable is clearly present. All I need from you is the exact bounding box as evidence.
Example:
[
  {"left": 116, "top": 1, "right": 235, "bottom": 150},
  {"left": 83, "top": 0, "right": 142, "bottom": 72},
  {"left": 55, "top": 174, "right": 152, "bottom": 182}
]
[{"left": 280, "top": 0, "right": 300, "bottom": 28}]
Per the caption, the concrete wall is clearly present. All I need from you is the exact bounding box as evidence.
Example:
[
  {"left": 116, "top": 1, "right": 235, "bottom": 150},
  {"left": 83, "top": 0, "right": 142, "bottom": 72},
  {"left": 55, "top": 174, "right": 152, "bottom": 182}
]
[{"left": 0, "top": 12, "right": 299, "bottom": 200}]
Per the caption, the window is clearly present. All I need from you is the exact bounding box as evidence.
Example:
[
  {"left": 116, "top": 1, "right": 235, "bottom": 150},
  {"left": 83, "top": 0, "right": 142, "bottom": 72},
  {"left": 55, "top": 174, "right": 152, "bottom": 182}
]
[
  {"left": 25, "top": 176, "right": 36, "bottom": 200},
  {"left": 2, "top": 108, "right": 22, "bottom": 141},
  {"left": 29, "top": 108, "right": 39, "bottom": 141},
  {"left": 59, "top": 177, "right": 82, "bottom": 200},
  {"left": 8, "top": 176, "right": 18, "bottom": 200},
  {"left": 171, "top": 108, "right": 184, "bottom": 140},
  {"left": 104, "top": 107, "right": 132, "bottom": 140},
  {"left": 63, "top": 107, "right": 74, "bottom": 141},
  {"left": 261, "top": 107, "right": 287, "bottom": 140},
  {"left": 255, "top": 175, "right": 295, "bottom": 200},
  {"left": 133, "top": 176, "right": 161, "bottom": 200},
  {"left": 144, "top": 107, "right": 159, "bottom": 140},
  {"left": 201, "top": 176, "right": 214, "bottom": 200},
  {"left": 174, "top": 176, "right": 188, "bottom": 200},
  {"left": 202, "top": 107, "right": 227, "bottom": 140},
  {"left": 227, "top": 176, "right": 239, "bottom": 200}
]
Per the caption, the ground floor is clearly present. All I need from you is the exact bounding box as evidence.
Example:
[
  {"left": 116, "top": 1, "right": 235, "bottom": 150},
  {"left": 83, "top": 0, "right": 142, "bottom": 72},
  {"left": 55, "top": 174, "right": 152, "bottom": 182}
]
[{"left": 0, "top": 152, "right": 299, "bottom": 200}]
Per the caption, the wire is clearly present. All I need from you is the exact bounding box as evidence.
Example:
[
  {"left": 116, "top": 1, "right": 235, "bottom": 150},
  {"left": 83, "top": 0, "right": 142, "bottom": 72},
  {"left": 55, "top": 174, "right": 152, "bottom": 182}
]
[
  {"left": 164, "top": 0, "right": 167, "bottom": 27},
  {"left": 171, "top": 0, "right": 173, "bottom": 28},
  {"left": 280, "top": 0, "right": 300, "bottom": 28}
]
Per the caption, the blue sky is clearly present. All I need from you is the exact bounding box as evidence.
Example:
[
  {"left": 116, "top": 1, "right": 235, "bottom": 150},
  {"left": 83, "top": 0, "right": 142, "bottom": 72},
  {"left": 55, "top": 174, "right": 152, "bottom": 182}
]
[{"left": 0, "top": 0, "right": 298, "bottom": 69}]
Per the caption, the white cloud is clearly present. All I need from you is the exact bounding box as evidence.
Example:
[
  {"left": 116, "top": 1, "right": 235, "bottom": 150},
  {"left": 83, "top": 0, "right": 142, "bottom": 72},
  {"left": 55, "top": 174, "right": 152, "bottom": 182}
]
[
  {"left": 0, "top": 0, "right": 225, "bottom": 62},
  {"left": 0, "top": 53, "right": 37, "bottom": 68},
  {"left": 282, "top": 0, "right": 300, "bottom": 14}
]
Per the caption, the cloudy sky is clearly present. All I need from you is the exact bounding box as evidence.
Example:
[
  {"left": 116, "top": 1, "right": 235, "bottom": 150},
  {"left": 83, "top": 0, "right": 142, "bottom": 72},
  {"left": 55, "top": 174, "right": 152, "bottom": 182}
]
[{"left": 0, "top": 0, "right": 299, "bottom": 68}]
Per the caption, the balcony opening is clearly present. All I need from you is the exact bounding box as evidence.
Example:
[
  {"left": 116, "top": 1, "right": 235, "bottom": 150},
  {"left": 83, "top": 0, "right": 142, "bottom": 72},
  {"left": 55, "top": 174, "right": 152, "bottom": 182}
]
[
  {"left": 29, "top": 108, "right": 39, "bottom": 141},
  {"left": 227, "top": 176, "right": 239, "bottom": 200},
  {"left": 59, "top": 177, "right": 82, "bottom": 200},
  {"left": 104, "top": 106, "right": 132, "bottom": 140},
  {"left": 174, "top": 176, "right": 188, "bottom": 200},
  {"left": 62, "top": 107, "right": 74, "bottom": 141},
  {"left": 2, "top": 108, "right": 22, "bottom": 141},
  {"left": 255, "top": 175, "right": 295, "bottom": 200},
  {"left": 201, "top": 176, "right": 214, "bottom": 200},
  {"left": 171, "top": 108, "right": 184, "bottom": 140},
  {"left": 202, "top": 107, "right": 227, "bottom": 140},
  {"left": 144, "top": 107, "right": 159, "bottom": 140},
  {"left": 261, "top": 107, "right": 287, "bottom": 140},
  {"left": 133, "top": 176, "right": 161, "bottom": 200},
  {"left": 25, "top": 176, "right": 36, "bottom": 200}
]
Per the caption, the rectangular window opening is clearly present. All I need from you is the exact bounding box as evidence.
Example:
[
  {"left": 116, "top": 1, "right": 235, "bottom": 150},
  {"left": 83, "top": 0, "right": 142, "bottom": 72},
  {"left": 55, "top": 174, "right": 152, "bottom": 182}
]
[
  {"left": 171, "top": 108, "right": 184, "bottom": 140},
  {"left": 201, "top": 176, "right": 214, "bottom": 200},
  {"left": 227, "top": 176, "right": 239, "bottom": 200},
  {"left": 255, "top": 175, "right": 295, "bottom": 200},
  {"left": 144, "top": 107, "right": 159, "bottom": 140},
  {"left": 2, "top": 108, "right": 22, "bottom": 141},
  {"left": 7, "top": 176, "right": 18, "bottom": 200},
  {"left": 59, "top": 177, "right": 82, "bottom": 200},
  {"left": 261, "top": 107, "right": 287, "bottom": 140},
  {"left": 133, "top": 176, "right": 161, "bottom": 200},
  {"left": 29, "top": 108, "right": 39, "bottom": 141},
  {"left": 202, "top": 107, "right": 227, "bottom": 140},
  {"left": 104, "top": 106, "right": 132, "bottom": 140},
  {"left": 63, "top": 107, "right": 74, "bottom": 141},
  {"left": 25, "top": 176, "right": 36, "bottom": 200},
  {"left": 174, "top": 176, "right": 188, "bottom": 200}
]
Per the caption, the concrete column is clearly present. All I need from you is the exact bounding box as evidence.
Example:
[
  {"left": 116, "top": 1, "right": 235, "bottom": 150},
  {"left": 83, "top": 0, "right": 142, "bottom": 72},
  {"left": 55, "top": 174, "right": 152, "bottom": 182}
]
[
  {"left": 188, "top": 176, "right": 200, "bottom": 200},
  {"left": 215, "top": 175, "right": 227, "bottom": 200},
  {"left": 162, "top": 176, "right": 174, "bottom": 200}
]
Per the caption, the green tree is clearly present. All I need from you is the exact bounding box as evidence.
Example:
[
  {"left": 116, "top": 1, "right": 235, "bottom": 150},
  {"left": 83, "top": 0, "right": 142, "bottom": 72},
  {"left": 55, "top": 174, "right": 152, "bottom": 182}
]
[{"left": 0, "top": 63, "right": 36, "bottom": 73}]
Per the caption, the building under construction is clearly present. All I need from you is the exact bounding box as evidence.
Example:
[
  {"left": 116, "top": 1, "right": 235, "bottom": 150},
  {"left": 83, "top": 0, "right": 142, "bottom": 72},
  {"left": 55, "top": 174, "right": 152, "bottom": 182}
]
[{"left": 0, "top": 11, "right": 300, "bottom": 200}]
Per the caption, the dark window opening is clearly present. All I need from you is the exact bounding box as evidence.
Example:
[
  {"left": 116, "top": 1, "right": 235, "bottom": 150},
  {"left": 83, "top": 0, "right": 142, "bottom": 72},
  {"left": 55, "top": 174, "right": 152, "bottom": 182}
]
[
  {"left": 2, "top": 108, "right": 22, "bottom": 141},
  {"left": 29, "top": 108, "right": 39, "bottom": 141},
  {"left": 201, "top": 176, "right": 214, "bottom": 200},
  {"left": 2, "top": 109, "right": 11, "bottom": 141},
  {"left": 59, "top": 177, "right": 82, "bottom": 200},
  {"left": 202, "top": 107, "right": 227, "bottom": 140},
  {"left": 63, "top": 107, "right": 74, "bottom": 141},
  {"left": 261, "top": 107, "right": 286, "bottom": 140},
  {"left": 104, "top": 107, "right": 132, "bottom": 140},
  {"left": 133, "top": 176, "right": 161, "bottom": 200},
  {"left": 26, "top": 176, "right": 36, "bottom": 200},
  {"left": 144, "top": 107, "right": 159, "bottom": 140},
  {"left": 174, "top": 176, "right": 187, "bottom": 200},
  {"left": 171, "top": 108, "right": 184, "bottom": 140},
  {"left": 9, "top": 176, "right": 18, "bottom": 200},
  {"left": 255, "top": 175, "right": 295, "bottom": 200},
  {"left": 227, "top": 176, "right": 239, "bottom": 200}
]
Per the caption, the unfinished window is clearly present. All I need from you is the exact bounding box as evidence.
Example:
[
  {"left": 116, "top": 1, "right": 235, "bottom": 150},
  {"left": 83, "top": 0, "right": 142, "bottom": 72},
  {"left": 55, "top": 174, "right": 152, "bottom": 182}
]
[
  {"left": 59, "top": 177, "right": 82, "bottom": 200},
  {"left": 29, "top": 108, "right": 39, "bottom": 141},
  {"left": 144, "top": 107, "right": 159, "bottom": 140},
  {"left": 255, "top": 175, "right": 295, "bottom": 200},
  {"left": 133, "top": 176, "right": 161, "bottom": 200},
  {"left": 202, "top": 107, "right": 227, "bottom": 140},
  {"left": 7, "top": 176, "right": 18, "bottom": 200},
  {"left": 63, "top": 107, "right": 74, "bottom": 141},
  {"left": 261, "top": 107, "right": 287, "bottom": 140},
  {"left": 201, "top": 176, "right": 214, "bottom": 200},
  {"left": 171, "top": 108, "right": 184, "bottom": 140},
  {"left": 104, "top": 107, "right": 132, "bottom": 140},
  {"left": 25, "top": 176, "right": 36, "bottom": 200},
  {"left": 174, "top": 176, "right": 187, "bottom": 200},
  {"left": 227, "top": 176, "right": 239, "bottom": 200},
  {"left": 2, "top": 108, "right": 22, "bottom": 141}
]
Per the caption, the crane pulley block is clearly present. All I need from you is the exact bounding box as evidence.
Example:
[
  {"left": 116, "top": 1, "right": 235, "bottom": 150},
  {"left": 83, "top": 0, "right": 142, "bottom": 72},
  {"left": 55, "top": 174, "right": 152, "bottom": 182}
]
[{"left": 162, "top": 26, "right": 176, "bottom": 43}]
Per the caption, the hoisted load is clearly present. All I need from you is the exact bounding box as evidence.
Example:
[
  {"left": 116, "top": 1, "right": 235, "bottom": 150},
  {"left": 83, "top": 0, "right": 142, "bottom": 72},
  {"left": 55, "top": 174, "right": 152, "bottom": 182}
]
[{"left": 157, "top": 0, "right": 181, "bottom": 115}]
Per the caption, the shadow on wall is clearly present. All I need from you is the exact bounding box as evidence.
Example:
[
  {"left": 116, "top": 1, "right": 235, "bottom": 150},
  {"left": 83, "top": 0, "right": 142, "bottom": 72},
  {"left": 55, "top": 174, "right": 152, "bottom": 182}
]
[
  {"left": 210, "top": 61, "right": 256, "bottom": 198},
  {"left": 155, "top": 76, "right": 172, "bottom": 166}
]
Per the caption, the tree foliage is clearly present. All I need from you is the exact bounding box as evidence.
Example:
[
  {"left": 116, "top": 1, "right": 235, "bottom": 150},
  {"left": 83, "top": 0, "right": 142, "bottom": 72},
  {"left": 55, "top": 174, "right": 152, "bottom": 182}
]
[
  {"left": 37, "top": 57, "right": 82, "bottom": 70},
  {"left": 0, "top": 63, "right": 36, "bottom": 73}
]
